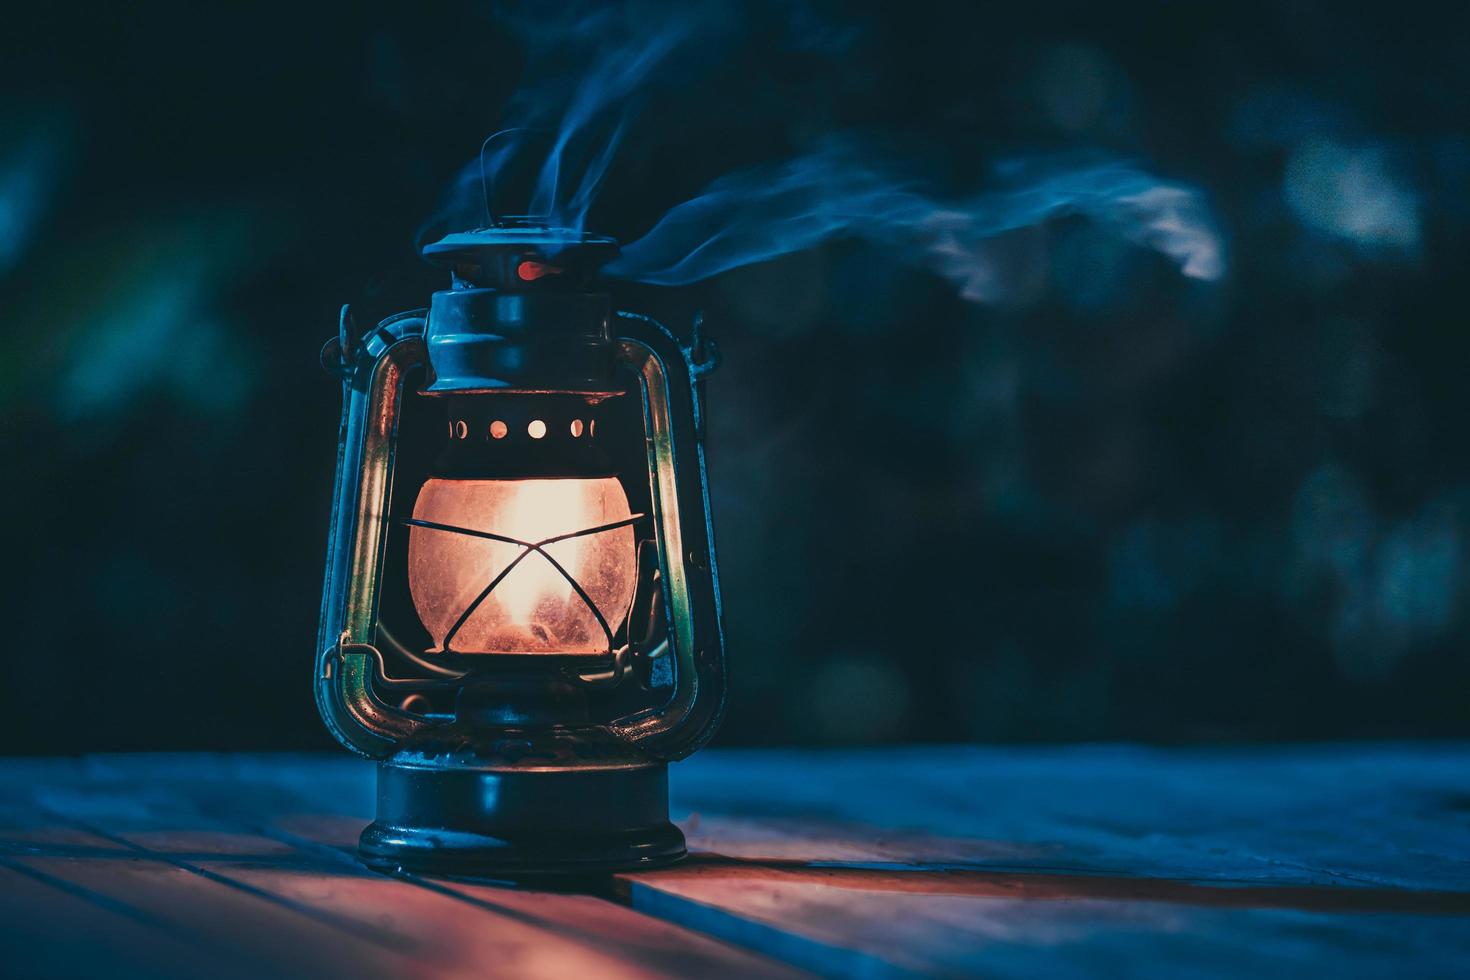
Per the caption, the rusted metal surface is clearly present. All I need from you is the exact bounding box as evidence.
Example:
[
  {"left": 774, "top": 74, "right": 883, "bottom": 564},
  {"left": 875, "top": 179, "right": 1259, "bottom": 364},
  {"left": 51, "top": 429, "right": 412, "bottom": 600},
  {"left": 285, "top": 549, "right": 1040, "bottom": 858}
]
[{"left": 0, "top": 746, "right": 1466, "bottom": 977}]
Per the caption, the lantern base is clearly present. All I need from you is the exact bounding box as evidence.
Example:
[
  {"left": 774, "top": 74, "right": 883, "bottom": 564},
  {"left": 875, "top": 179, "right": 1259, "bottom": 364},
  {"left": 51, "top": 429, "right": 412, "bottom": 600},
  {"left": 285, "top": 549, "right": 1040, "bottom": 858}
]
[{"left": 358, "top": 760, "right": 686, "bottom": 879}]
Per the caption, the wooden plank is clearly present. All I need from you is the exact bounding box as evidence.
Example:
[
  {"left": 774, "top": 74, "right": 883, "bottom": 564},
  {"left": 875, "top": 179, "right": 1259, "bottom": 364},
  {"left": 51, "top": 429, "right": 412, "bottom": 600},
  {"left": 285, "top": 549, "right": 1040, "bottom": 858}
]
[
  {"left": 665, "top": 743, "right": 1470, "bottom": 889},
  {"left": 0, "top": 862, "right": 225, "bottom": 979},
  {"left": 0, "top": 754, "right": 805, "bottom": 979},
  {"left": 612, "top": 743, "right": 1470, "bottom": 977},
  {"left": 17, "top": 824, "right": 723, "bottom": 979},
  {"left": 270, "top": 807, "right": 810, "bottom": 978},
  {"left": 214, "top": 861, "right": 734, "bottom": 980},
  {"left": 2, "top": 745, "right": 1467, "bottom": 977},
  {"left": 431, "top": 877, "right": 810, "bottom": 979},
  {"left": 17, "top": 854, "right": 421, "bottom": 980},
  {"left": 619, "top": 864, "right": 1470, "bottom": 979},
  {"left": 11, "top": 744, "right": 1470, "bottom": 893},
  {"left": 0, "top": 788, "right": 423, "bottom": 979}
]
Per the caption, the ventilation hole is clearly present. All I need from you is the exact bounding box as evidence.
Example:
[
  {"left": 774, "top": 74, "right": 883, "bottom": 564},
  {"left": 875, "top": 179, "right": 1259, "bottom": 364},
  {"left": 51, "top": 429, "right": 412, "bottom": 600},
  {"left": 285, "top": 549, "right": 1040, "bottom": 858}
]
[
  {"left": 569, "top": 419, "right": 585, "bottom": 438},
  {"left": 528, "top": 419, "right": 547, "bottom": 439},
  {"left": 454, "top": 420, "right": 468, "bottom": 439},
  {"left": 489, "top": 420, "right": 508, "bottom": 439}
]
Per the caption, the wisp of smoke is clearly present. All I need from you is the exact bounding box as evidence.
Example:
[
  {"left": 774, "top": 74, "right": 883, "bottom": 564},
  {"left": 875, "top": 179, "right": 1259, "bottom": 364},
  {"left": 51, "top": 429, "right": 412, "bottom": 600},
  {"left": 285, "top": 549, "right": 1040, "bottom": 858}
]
[
  {"left": 525, "top": 14, "right": 697, "bottom": 229},
  {"left": 422, "top": 2, "right": 723, "bottom": 241},
  {"left": 605, "top": 144, "right": 1224, "bottom": 297},
  {"left": 431, "top": 2, "right": 1226, "bottom": 300}
]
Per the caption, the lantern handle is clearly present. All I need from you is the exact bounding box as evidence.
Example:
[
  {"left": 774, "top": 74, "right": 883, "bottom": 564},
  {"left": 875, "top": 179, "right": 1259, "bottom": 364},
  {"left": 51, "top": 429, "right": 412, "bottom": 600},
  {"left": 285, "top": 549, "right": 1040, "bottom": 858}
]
[{"left": 478, "top": 128, "right": 549, "bottom": 225}]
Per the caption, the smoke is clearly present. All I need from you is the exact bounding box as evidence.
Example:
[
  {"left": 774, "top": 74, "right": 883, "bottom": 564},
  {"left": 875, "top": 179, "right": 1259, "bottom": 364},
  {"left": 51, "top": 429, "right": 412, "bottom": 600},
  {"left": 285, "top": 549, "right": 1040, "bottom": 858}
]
[
  {"left": 438, "top": 1, "right": 1226, "bottom": 299},
  {"left": 422, "top": 3, "right": 730, "bottom": 240},
  {"left": 523, "top": 12, "right": 695, "bottom": 228},
  {"left": 606, "top": 143, "right": 1223, "bottom": 297}
]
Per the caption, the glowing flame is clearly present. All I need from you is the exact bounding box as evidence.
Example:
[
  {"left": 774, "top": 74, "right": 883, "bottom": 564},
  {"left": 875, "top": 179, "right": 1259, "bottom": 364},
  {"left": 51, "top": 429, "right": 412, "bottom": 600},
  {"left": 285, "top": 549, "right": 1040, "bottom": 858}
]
[{"left": 495, "top": 479, "right": 591, "bottom": 621}]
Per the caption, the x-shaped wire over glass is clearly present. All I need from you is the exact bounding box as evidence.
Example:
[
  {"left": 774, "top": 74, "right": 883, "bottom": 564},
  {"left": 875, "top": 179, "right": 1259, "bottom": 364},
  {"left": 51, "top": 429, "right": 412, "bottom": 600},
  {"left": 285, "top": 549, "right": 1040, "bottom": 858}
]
[{"left": 399, "top": 513, "right": 649, "bottom": 653}]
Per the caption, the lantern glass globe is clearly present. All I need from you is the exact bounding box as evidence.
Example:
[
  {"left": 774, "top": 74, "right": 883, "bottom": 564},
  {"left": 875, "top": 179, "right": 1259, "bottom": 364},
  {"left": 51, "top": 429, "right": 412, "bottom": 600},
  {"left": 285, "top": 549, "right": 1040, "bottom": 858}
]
[{"left": 407, "top": 477, "right": 638, "bottom": 655}]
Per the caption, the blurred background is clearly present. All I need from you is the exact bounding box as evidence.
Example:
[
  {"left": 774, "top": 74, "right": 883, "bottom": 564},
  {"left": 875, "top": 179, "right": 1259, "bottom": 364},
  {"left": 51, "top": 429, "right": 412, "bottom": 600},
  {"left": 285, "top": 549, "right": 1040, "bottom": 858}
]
[{"left": 5, "top": 1, "right": 1468, "bottom": 753}]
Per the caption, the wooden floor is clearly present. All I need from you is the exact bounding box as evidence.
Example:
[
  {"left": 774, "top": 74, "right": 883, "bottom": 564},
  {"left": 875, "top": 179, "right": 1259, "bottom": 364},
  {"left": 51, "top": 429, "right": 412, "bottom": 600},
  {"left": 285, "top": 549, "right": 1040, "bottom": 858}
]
[{"left": 2, "top": 744, "right": 1467, "bottom": 978}]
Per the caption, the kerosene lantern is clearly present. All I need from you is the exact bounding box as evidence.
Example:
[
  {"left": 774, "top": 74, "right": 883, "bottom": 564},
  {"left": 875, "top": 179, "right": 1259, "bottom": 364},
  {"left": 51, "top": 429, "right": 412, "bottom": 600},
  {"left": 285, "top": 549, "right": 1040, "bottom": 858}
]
[{"left": 315, "top": 221, "right": 726, "bottom": 876}]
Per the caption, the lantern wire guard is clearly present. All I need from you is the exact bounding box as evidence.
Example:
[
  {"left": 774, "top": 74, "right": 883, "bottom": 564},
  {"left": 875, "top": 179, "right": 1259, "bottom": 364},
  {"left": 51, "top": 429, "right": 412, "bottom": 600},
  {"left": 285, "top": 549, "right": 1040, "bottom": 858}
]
[{"left": 401, "top": 510, "right": 646, "bottom": 654}]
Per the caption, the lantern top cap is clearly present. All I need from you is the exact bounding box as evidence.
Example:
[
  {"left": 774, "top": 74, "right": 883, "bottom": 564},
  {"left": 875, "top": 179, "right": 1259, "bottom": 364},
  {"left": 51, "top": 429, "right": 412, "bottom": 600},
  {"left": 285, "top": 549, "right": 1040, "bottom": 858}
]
[{"left": 422, "top": 219, "right": 619, "bottom": 291}]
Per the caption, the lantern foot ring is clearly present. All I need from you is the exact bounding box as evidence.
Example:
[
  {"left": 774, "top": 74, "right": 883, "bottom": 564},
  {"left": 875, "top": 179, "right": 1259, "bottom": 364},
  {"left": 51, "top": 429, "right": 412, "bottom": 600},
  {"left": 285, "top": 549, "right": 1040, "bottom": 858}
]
[{"left": 358, "top": 760, "right": 686, "bottom": 878}]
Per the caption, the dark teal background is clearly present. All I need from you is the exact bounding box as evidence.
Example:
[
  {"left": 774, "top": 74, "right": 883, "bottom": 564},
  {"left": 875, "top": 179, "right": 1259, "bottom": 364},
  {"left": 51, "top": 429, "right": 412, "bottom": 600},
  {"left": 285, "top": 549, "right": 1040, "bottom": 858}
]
[{"left": 4, "top": 1, "right": 1467, "bottom": 751}]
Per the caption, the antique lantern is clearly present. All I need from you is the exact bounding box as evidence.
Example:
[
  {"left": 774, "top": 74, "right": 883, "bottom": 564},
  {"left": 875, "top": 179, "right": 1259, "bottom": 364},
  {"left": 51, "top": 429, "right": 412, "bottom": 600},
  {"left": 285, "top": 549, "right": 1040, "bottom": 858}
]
[{"left": 315, "top": 221, "right": 726, "bottom": 876}]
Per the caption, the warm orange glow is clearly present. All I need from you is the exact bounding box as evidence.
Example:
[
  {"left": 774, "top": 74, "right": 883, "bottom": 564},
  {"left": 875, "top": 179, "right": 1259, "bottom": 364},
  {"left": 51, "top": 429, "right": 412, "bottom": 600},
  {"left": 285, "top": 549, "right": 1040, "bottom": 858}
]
[{"left": 407, "top": 478, "right": 637, "bottom": 654}]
